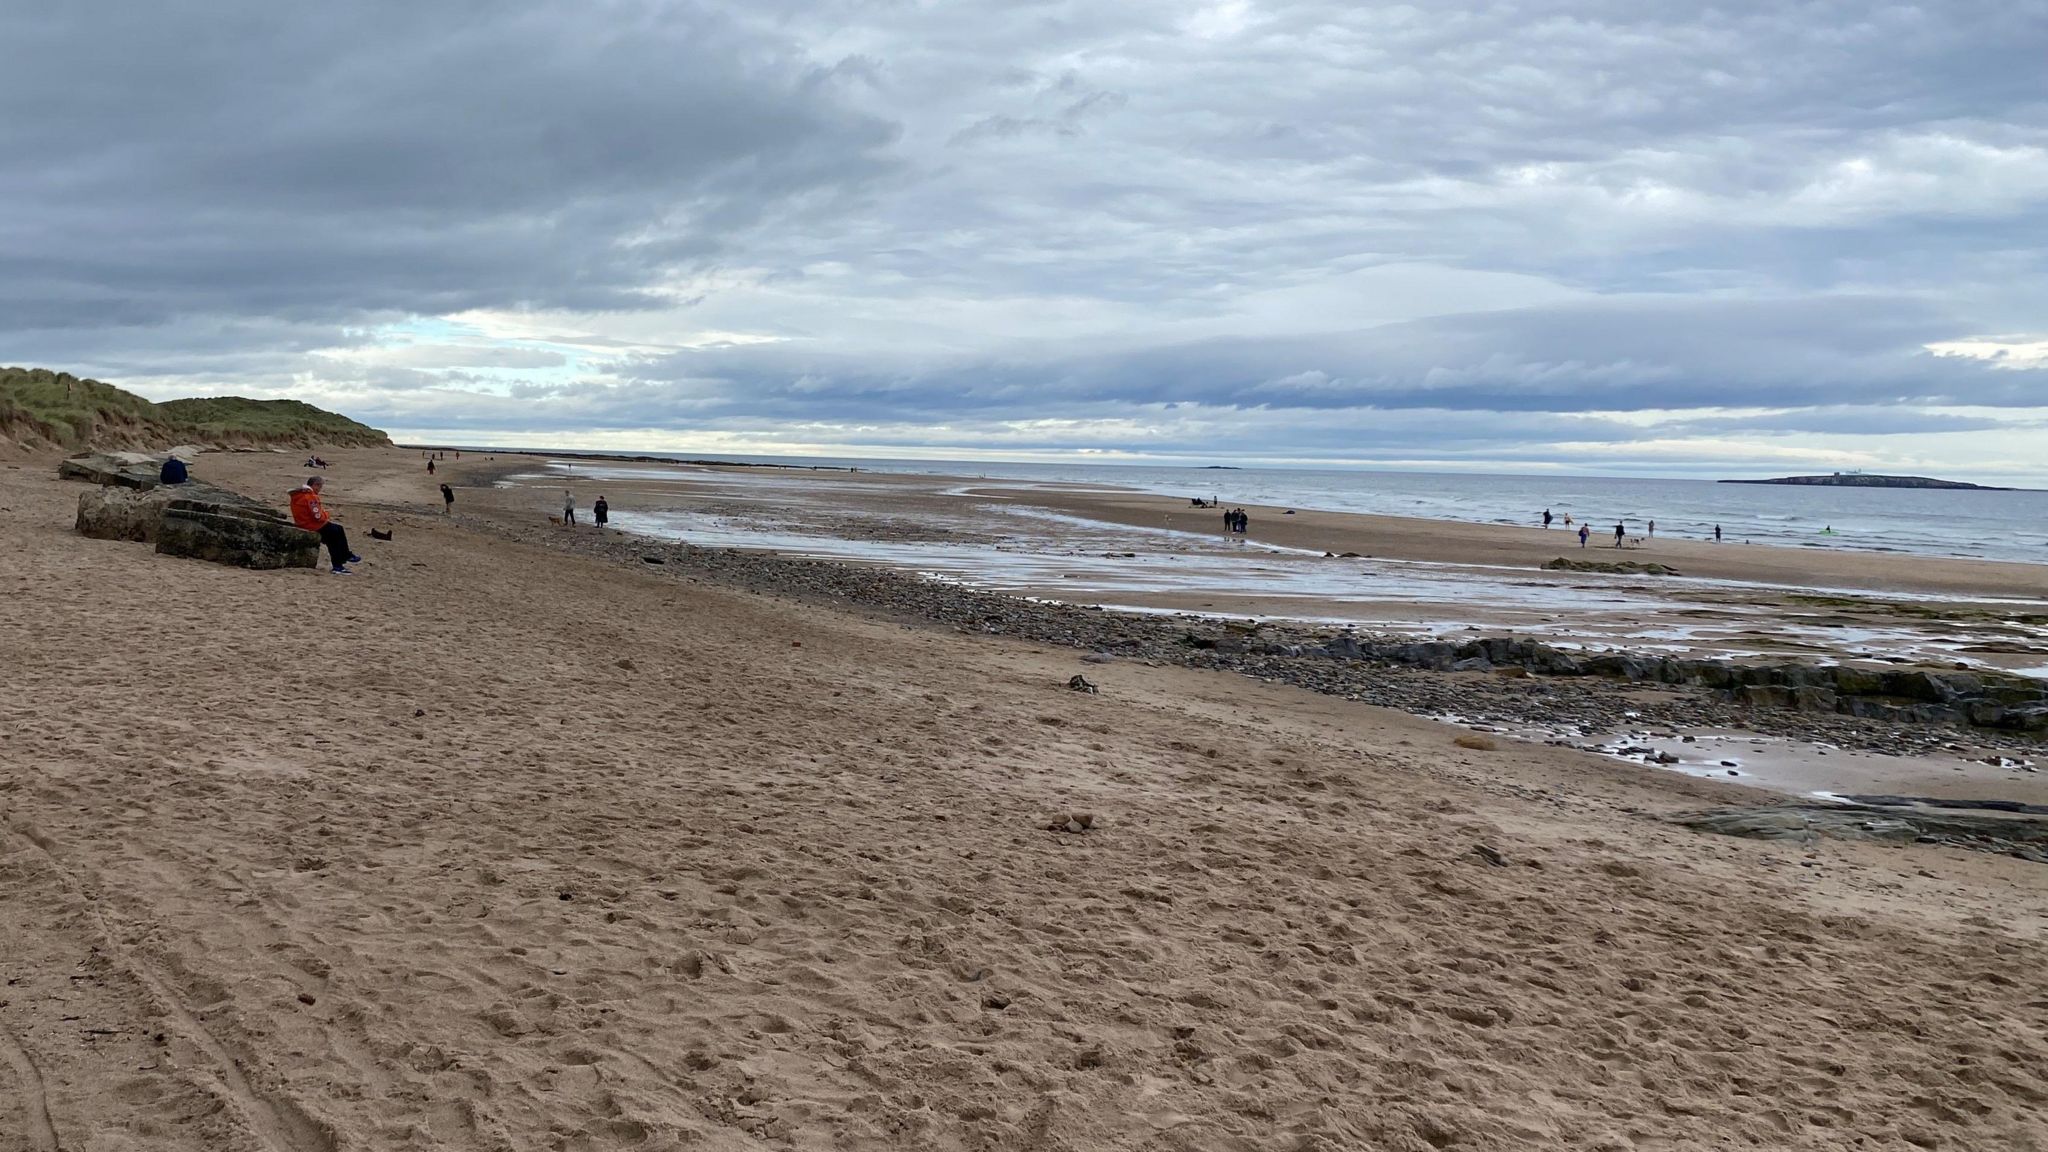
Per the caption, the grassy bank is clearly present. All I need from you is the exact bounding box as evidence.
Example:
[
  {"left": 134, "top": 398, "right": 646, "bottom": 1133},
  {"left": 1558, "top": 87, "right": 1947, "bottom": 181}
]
[{"left": 1, "top": 366, "right": 389, "bottom": 450}]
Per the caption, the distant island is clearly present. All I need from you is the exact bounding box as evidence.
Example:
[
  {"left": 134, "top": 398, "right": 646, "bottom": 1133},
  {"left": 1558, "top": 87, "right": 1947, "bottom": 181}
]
[{"left": 1720, "top": 473, "right": 2011, "bottom": 491}]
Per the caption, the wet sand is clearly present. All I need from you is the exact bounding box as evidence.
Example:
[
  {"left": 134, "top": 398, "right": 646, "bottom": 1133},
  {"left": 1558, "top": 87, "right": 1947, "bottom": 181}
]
[
  {"left": 6, "top": 446, "right": 2046, "bottom": 1150},
  {"left": 479, "top": 455, "right": 2048, "bottom": 676}
]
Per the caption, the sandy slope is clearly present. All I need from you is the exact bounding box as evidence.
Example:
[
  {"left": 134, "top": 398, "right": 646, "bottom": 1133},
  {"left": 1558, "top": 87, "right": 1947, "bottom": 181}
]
[{"left": 2, "top": 450, "right": 2046, "bottom": 1151}]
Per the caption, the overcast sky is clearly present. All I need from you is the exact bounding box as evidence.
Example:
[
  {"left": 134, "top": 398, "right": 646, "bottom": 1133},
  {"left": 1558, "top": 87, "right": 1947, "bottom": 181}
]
[{"left": 6, "top": 0, "right": 2046, "bottom": 479}]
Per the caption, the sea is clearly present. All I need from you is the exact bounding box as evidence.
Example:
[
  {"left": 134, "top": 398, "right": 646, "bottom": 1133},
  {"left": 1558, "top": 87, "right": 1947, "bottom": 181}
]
[{"left": 524, "top": 453, "right": 2048, "bottom": 568}]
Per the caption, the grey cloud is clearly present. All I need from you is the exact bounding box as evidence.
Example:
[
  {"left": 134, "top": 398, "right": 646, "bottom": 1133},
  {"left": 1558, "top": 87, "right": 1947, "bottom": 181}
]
[
  {"left": 628, "top": 294, "right": 2038, "bottom": 424},
  {"left": 0, "top": 0, "right": 896, "bottom": 333},
  {"left": 6, "top": 0, "right": 2047, "bottom": 473}
]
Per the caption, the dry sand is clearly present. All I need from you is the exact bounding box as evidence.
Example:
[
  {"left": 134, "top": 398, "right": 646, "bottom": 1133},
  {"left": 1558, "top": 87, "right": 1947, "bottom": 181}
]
[{"left": 3, "top": 447, "right": 2047, "bottom": 1151}]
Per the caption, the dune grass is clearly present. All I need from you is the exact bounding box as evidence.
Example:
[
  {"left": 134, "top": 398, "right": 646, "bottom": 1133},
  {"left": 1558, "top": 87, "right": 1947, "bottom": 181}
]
[{"left": 1, "top": 367, "right": 388, "bottom": 449}]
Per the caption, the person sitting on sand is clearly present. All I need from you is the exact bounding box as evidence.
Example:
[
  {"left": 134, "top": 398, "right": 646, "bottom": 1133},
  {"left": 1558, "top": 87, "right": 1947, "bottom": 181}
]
[
  {"left": 1578, "top": 523, "right": 1590, "bottom": 548},
  {"left": 289, "top": 476, "right": 361, "bottom": 575},
  {"left": 159, "top": 453, "right": 188, "bottom": 485},
  {"left": 440, "top": 482, "right": 454, "bottom": 513},
  {"left": 594, "top": 495, "right": 609, "bottom": 527},
  {"left": 561, "top": 490, "right": 577, "bottom": 526}
]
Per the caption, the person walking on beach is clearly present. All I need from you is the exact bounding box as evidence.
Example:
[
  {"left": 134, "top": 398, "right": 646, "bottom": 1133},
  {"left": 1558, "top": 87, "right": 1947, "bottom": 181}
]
[
  {"left": 1647, "top": 519, "right": 1655, "bottom": 539},
  {"left": 427, "top": 458, "right": 435, "bottom": 476},
  {"left": 561, "top": 490, "right": 577, "bottom": 526},
  {"left": 290, "top": 476, "right": 361, "bottom": 574},
  {"left": 1236, "top": 509, "right": 1250, "bottom": 535},
  {"left": 1578, "top": 524, "right": 1590, "bottom": 548},
  {"left": 593, "top": 496, "right": 609, "bottom": 527},
  {"left": 1613, "top": 522, "right": 1626, "bottom": 548},
  {"left": 1542, "top": 508, "right": 1553, "bottom": 529},
  {"left": 1715, "top": 524, "right": 1723, "bottom": 542},
  {"left": 440, "top": 482, "right": 454, "bottom": 513}
]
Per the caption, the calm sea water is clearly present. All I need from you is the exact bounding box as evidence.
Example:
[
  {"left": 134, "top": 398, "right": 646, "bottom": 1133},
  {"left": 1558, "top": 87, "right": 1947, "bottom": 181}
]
[{"left": 544, "top": 452, "right": 2048, "bottom": 567}]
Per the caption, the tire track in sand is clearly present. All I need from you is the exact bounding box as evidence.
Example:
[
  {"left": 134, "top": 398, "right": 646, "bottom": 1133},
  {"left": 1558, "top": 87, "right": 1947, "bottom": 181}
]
[
  {"left": 5, "top": 818, "right": 335, "bottom": 1152},
  {"left": 0, "top": 1023, "right": 61, "bottom": 1152}
]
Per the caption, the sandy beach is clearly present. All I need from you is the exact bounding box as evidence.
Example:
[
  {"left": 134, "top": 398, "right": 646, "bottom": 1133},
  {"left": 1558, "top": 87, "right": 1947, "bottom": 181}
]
[{"left": 4, "top": 446, "right": 2047, "bottom": 1150}]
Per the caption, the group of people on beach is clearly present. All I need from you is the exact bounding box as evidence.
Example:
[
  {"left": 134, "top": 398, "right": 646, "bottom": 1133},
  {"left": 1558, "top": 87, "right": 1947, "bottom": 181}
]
[
  {"left": 560, "top": 490, "right": 608, "bottom": 528},
  {"left": 1546, "top": 508, "right": 1723, "bottom": 547},
  {"left": 1221, "top": 507, "right": 1250, "bottom": 534}
]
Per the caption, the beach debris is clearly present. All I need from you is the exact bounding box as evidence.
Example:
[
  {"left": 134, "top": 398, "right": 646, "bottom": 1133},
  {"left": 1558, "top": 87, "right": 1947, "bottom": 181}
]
[
  {"left": 615, "top": 658, "right": 636, "bottom": 671},
  {"left": 1472, "top": 844, "right": 1508, "bottom": 867},
  {"left": 640, "top": 554, "right": 666, "bottom": 563},
  {"left": 1048, "top": 811, "right": 1098, "bottom": 834},
  {"left": 1067, "top": 674, "right": 1098, "bottom": 694},
  {"left": 1453, "top": 734, "right": 1497, "bottom": 752},
  {"left": 1081, "top": 651, "right": 1115, "bottom": 664},
  {"left": 981, "top": 992, "right": 1011, "bottom": 1010},
  {"left": 369, "top": 527, "right": 394, "bottom": 541}
]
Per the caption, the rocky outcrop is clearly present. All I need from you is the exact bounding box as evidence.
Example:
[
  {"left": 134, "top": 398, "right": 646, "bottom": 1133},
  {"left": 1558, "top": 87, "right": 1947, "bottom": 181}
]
[
  {"left": 57, "top": 451, "right": 163, "bottom": 489},
  {"left": 1337, "top": 635, "right": 2048, "bottom": 733},
  {"left": 1675, "top": 801, "right": 2048, "bottom": 863},
  {"left": 154, "top": 500, "right": 318, "bottom": 569},
  {"left": 76, "top": 482, "right": 269, "bottom": 543},
  {"left": 1542, "top": 557, "right": 1681, "bottom": 576}
]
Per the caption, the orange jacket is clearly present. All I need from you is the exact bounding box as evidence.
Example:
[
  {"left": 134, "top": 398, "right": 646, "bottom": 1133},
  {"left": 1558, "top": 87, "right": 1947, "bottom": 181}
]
[{"left": 289, "top": 486, "right": 330, "bottom": 531}]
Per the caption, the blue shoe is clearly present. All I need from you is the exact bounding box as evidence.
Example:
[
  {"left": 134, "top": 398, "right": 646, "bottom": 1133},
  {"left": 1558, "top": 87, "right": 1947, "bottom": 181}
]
[
  {"left": 347, "top": 554, "right": 364, "bottom": 563},
  {"left": 331, "top": 565, "right": 351, "bottom": 575}
]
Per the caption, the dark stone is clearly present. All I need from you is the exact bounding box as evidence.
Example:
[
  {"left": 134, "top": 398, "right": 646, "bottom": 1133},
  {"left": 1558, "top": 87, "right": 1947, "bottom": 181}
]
[
  {"left": 1791, "top": 686, "right": 1838, "bottom": 713},
  {"left": 155, "top": 503, "right": 319, "bottom": 569},
  {"left": 76, "top": 483, "right": 275, "bottom": 544},
  {"left": 58, "top": 452, "right": 162, "bottom": 490},
  {"left": 1883, "top": 670, "right": 1946, "bottom": 702},
  {"left": 2001, "top": 707, "right": 2048, "bottom": 732},
  {"left": 1740, "top": 685, "right": 1793, "bottom": 709}
]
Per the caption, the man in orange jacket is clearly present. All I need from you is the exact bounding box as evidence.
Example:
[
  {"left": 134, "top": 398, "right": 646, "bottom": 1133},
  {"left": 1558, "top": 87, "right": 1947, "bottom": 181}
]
[{"left": 289, "top": 476, "right": 362, "bottom": 574}]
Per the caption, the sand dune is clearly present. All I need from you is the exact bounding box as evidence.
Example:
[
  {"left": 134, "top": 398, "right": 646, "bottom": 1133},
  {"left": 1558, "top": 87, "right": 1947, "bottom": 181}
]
[{"left": 2, "top": 450, "right": 2045, "bottom": 1151}]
